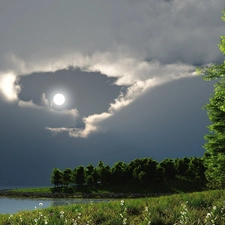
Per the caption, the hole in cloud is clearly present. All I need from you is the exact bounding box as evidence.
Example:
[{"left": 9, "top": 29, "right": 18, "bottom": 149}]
[{"left": 18, "top": 68, "right": 122, "bottom": 116}]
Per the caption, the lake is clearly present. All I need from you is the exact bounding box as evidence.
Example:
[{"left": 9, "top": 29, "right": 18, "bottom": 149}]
[{"left": 0, "top": 197, "right": 114, "bottom": 214}]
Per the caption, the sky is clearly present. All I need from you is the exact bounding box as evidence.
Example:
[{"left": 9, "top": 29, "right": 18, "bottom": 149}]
[{"left": 0, "top": 0, "right": 224, "bottom": 186}]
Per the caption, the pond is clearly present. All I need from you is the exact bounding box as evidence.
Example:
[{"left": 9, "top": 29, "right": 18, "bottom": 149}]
[{"left": 0, "top": 197, "right": 114, "bottom": 214}]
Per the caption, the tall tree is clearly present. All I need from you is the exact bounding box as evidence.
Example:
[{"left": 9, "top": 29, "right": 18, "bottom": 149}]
[
  {"left": 85, "top": 163, "right": 98, "bottom": 185},
  {"left": 63, "top": 168, "right": 73, "bottom": 187},
  {"left": 174, "top": 157, "right": 190, "bottom": 176},
  {"left": 74, "top": 166, "right": 85, "bottom": 186},
  {"left": 50, "top": 168, "right": 63, "bottom": 187},
  {"left": 96, "top": 161, "right": 111, "bottom": 185},
  {"left": 159, "top": 158, "right": 177, "bottom": 179},
  {"left": 197, "top": 10, "right": 225, "bottom": 189},
  {"left": 111, "top": 161, "right": 127, "bottom": 185},
  {"left": 155, "top": 164, "right": 165, "bottom": 183}
]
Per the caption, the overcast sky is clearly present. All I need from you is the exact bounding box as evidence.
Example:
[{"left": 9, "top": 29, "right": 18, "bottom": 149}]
[{"left": 0, "top": 0, "right": 224, "bottom": 186}]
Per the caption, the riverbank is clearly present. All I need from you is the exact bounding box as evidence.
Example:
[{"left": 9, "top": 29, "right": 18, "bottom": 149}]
[
  {"left": 0, "top": 177, "right": 208, "bottom": 199},
  {"left": 0, "top": 188, "right": 174, "bottom": 199},
  {"left": 0, "top": 188, "right": 224, "bottom": 224}
]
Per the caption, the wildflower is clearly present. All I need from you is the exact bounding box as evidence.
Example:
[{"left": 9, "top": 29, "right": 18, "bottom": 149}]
[
  {"left": 120, "top": 200, "right": 125, "bottom": 206},
  {"left": 204, "top": 206, "right": 218, "bottom": 224},
  {"left": 123, "top": 217, "right": 127, "bottom": 224},
  {"left": 120, "top": 213, "right": 124, "bottom": 218},
  {"left": 19, "top": 214, "right": 23, "bottom": 222},
  {"left": 60, "top": 211, "right": 64, "bottom": 218},
  {"left": 177, "top": 202, "right": 189, "bottom": 224},
  {"left": 144, "top": 207, "right": 151, "bottom": 225}
]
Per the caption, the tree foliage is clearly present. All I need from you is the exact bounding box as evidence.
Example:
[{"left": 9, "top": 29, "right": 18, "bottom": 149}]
[
  {"left": 63, "top": 168, "right": 73, "bottom": 187},
  {"left": 197, "top": 9, "right": 225, "bottom": 189},
  {"left": 50, "top": 156, "right": 205, "bottom": 188},
  {"left": 50, "top": 168, "right": 63, "bottom": 187},
  {"left": 74, "top": 166, "right": 85, "bottom": 186}
]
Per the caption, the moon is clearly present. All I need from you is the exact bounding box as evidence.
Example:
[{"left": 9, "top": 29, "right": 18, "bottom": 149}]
[{"left": 53, "top": 93, "right": 65, "bottom": 105}]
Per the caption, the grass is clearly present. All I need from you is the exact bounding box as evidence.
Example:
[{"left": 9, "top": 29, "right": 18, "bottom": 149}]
[
  {"left": 1, "top": 188, "right": 225, "bottom": 224},
  {"left": 10, "top": 187, "right": 52, "bottom": 193}
]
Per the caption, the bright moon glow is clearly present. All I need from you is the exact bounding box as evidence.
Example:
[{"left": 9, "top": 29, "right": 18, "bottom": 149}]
[{"left": 53, "top": 93, "right": 65, "bottom": 105}]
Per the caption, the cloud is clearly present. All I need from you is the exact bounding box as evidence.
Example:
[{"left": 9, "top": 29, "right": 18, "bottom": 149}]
[
  {"left": 0, "top": 51, "right": 208, "bottom": 138},
  {"left": 0, "top": 72, "right": 21, "bottom": 101},
  {"left": 18, "top": 99, "right": 43, "bottom": 109},
  {"left": 18, "top": 93, "right": 79, "bottom": 119},
  {"left": 45, "top": 58, "right": 195, "bottom": 137},
  {"left": 41, "top": 93, "right": 50, "bottom": 107},
  {"left": 0, "top": 0, "right": 224, "bottom": 137}
]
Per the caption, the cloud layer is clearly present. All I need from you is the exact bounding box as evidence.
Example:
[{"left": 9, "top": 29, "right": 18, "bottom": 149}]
[{"left": 0, "top": 0, "right": 224, "bottom": 138}]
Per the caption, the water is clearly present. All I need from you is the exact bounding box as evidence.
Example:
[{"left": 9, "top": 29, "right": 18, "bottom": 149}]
[{"left": 0, "top": 197, "right": 113, "bottom": 214}]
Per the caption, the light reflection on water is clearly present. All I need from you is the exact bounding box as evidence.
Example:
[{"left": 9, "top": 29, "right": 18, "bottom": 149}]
[{"left": 0, "top": 197, "right": 113, "bottom": 214}]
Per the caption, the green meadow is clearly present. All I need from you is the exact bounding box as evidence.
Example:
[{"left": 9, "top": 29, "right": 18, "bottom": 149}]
[{"left": 1, "top": 188, "right": 225, "bottom": 225}]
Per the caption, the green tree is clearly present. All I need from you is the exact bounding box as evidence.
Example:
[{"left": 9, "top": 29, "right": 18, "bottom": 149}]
[
  {"left": 174, "top": 157, "right": 190, "bottom": 176},
  {"left": 197, "top": 9, "right": 225, "bottom": 189},
  {"left": 96, "top": 161, "right": 111, "bottom": 185},
  {"left": 159, "top": 158, "right": 177, "bottom": 179},
  {"left": 74, "top": 166, "right": 85, "bottom": 186},
  {"left": 155, "top": 164, "right": 165, "bottom": 183},
  {"left": 85, "top": 163, "right": 98, "bottom": 185},
  {"left": 185, "top": 157, "right": 206, "bottom": 182},
  {"left": 63, "top": 168, "right": 73, "bottom": 187},
  {"left": 111, "top": 161, "right": 127, "bottom": 185},
  {"left": 50, "top": 168, "right": 63, "bottom": 187},
  {"left": 129, "top": 158, "right": 158, "bottom": 185},
  {"left": 127, "top": 158, "right": 143, "bottom": 183}
]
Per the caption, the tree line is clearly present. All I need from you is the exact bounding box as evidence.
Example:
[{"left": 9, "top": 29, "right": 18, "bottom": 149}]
[{"left": 50, "top": 156, "right": 206, "bottom": 187}]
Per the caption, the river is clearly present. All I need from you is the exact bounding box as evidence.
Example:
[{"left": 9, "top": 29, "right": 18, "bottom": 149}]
[{"left": 0, "top": 196, "right": 113, "bottom": 214}]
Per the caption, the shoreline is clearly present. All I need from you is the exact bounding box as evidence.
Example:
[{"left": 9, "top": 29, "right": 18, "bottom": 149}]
[{"left": 0, "top": 189, "right": 175, "bottom": 199}]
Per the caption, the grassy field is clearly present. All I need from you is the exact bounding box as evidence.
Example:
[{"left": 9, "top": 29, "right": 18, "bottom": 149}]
[{"left": 1, "top": 188, "right": 225, "bottom": 224}]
